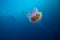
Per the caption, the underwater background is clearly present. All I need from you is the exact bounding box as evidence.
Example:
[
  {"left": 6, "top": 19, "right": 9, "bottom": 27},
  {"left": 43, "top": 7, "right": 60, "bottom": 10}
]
[{"left": 0, "top": 0, "right": 60, "bottom": 40}]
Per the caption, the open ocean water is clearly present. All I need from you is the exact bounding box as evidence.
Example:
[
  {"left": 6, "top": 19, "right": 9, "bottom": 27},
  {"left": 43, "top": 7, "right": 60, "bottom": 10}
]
[{"left": 0, "top": 0, "right": 60, "bottom": 40}]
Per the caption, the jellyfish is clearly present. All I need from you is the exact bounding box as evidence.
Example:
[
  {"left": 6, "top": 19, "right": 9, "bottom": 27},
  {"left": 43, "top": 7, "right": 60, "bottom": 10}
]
[{"left": 27, "top": 7, "right": 42, "bottom": 23}]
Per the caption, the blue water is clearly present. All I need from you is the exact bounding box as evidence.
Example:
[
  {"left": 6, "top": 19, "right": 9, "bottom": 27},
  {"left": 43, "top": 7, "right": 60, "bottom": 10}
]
[{"left": 0, "top": 0, "right": 60, "bottom": 40}]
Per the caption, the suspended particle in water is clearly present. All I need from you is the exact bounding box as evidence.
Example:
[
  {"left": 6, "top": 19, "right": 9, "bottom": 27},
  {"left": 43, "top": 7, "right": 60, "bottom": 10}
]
[
  {"left": 10, "top": 16, "right": 15, "bottom": 21},
  {"left": 27, "top": 7, "right": 42, "bottom": 23}
]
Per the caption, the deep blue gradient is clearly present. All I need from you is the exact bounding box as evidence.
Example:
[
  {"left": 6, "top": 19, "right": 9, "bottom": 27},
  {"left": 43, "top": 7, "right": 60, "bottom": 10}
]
[{"left": 0, "top": 0, "right": 60, "bottom": 40}]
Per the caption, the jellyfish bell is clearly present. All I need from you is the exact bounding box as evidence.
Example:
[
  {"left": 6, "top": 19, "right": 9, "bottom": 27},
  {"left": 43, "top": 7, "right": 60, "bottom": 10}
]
[
  {"left": 27, "top": 8, "right": 42, "bottom": 23},
  {"left": 27, "top": 8, "right": 37, "bottom": 18}
]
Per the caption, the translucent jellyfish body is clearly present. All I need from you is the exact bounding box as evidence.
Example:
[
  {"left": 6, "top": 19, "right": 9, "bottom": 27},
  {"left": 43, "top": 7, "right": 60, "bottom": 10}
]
[{"left": 27, "top": 8, "right": 42, "bottom": 23}]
